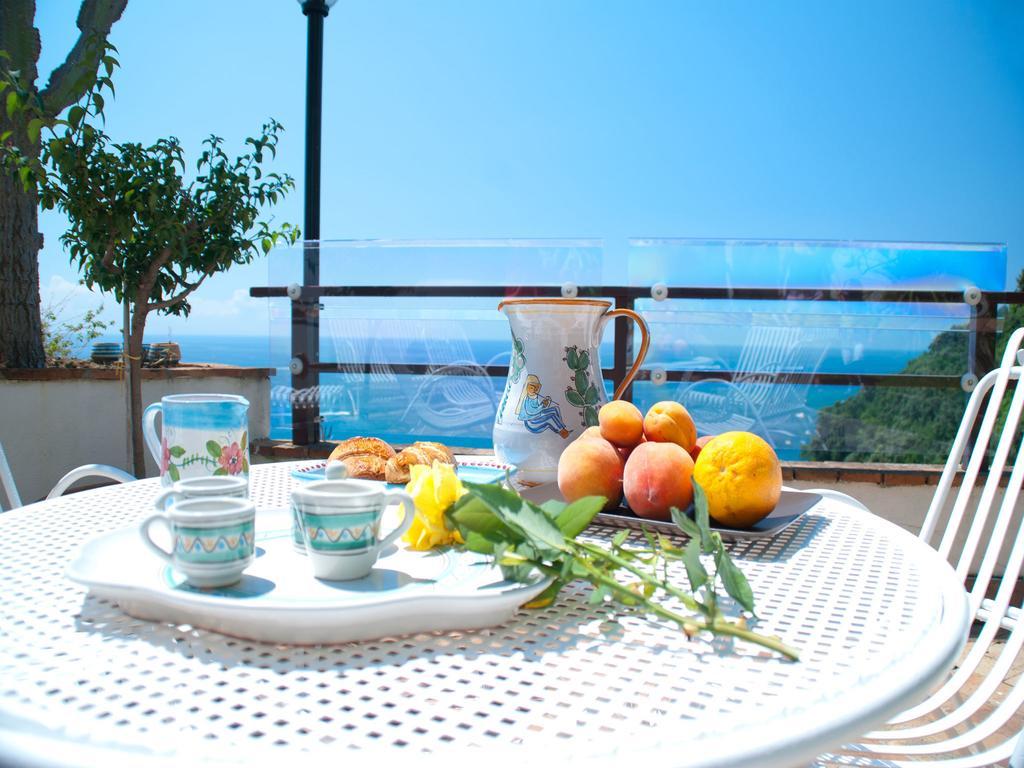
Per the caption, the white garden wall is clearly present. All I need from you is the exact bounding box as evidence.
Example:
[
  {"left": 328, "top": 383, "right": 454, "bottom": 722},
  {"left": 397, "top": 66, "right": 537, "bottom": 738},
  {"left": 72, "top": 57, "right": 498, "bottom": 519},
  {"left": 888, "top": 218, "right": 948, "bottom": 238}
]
[{"left": 0, "top": 365, "right": 272, "bottom": 506}]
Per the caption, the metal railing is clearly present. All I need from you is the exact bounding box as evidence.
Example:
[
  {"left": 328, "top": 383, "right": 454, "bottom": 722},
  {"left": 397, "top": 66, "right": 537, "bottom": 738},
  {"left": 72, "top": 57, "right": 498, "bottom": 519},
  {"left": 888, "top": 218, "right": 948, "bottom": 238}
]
[{"left": 249, "top": 282, "right": 1024, "bottom": 446}]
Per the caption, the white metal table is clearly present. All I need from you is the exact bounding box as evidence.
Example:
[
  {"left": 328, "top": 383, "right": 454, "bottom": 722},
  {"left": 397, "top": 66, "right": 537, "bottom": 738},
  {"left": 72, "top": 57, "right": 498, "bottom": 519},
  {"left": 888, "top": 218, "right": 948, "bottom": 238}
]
[{"left": 0, "top": 462, "right": 970, "bottom": 768}]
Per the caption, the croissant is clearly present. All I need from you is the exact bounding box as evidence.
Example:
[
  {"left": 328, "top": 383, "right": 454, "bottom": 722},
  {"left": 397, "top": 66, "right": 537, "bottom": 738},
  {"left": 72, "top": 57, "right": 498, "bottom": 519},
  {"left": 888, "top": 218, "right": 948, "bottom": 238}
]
[
  {"left": 384, "top": 441, "right": 456, "bottom": 484},
  {"left": 327, "top": 436, "right": 396, "bottom": 481}
]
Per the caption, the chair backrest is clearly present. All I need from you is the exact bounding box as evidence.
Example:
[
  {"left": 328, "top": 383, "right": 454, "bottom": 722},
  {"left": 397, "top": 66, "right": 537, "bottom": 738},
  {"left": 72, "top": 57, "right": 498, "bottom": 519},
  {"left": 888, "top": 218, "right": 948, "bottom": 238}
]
[
  {"left": 921, "top": 326, "right": 1024, "bottom": 616},
  {"left": 893, "top": 326, "right": 1024, "bottom": 768},
  {"left": 0, "top": 441, "right": 23, "bottom": 511}
]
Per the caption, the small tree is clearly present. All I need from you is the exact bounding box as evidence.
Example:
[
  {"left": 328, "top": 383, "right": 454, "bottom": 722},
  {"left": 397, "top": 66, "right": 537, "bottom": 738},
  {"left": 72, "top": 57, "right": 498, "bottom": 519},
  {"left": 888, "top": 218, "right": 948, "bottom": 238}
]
[{"left": 2, "top": 53, "right": 299, "bottom": 474}]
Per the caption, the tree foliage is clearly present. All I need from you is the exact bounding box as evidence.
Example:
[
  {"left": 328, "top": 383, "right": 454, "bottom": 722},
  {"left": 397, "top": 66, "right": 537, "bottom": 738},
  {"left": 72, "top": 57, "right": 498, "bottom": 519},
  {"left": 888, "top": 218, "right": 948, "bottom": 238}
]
[
  {"left": 0, "top": 0, "right": 127, "bottom": 368},
  {"left": 803, "top": 273, "right": 1024, "bottom": 464},
  {"left": 0, "top": 43, "right": 300, "bottom": 473}
]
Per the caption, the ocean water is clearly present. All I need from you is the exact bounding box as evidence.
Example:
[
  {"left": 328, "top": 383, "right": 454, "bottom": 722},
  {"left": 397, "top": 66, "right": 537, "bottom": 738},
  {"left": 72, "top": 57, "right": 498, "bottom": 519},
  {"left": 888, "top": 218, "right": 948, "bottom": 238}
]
[{"left": 101, "top": 331, "right": 943, "bottom": 460}]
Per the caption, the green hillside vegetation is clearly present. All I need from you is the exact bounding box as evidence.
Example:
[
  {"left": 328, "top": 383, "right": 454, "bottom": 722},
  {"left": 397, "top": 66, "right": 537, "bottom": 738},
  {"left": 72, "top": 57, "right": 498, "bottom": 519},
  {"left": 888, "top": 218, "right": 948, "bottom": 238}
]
[{"left": 802, "top": 274, "right": 1024, "bottom": 464}]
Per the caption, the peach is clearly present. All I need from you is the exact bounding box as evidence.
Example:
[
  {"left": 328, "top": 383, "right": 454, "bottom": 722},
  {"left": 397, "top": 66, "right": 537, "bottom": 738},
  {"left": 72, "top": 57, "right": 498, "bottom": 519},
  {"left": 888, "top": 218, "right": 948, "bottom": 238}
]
[
  {"left": 643, "top": 400, "right": 697, "bottom": 452},
  {"left": 578, "top": 426, "right": 604, "bottom": 440},
  {"left": 690, "top": 435, "right": 716, "bottom": 462},
  {"left": 557, "top": 435, "right": 624, "bottom": 510},
  {"left": 623, "top": 442, "right": 695, "bottom": 521},
  {"left": 599, "top": 400, "right": 645, "bottom": 447}
]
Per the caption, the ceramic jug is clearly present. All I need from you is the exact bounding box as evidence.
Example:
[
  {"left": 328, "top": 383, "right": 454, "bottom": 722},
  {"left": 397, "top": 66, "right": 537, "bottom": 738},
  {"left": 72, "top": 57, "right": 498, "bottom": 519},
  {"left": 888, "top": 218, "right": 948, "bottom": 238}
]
[
  {"left": 143, "top": 394, "right": 250, "bottom": 486},
  {"left": 493, "top": 298, "right": 650, "bottom": 483}
]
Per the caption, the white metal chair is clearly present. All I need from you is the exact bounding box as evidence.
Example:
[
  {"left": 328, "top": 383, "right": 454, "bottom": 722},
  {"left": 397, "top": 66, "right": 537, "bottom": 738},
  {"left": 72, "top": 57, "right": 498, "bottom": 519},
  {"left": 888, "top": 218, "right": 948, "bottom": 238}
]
[
  {"left": 815, "top": 326, "right": 1024, "bottom": 766},
  {"left": 0, "top": 442, "right": 135, "bottom": 512}
]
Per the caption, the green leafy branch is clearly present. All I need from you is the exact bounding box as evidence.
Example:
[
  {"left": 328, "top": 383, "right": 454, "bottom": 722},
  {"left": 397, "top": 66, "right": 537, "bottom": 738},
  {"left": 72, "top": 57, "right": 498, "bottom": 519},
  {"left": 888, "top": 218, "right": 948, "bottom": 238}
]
[{"left": 446, "top": 480, "right": 798, "bottom": 661}]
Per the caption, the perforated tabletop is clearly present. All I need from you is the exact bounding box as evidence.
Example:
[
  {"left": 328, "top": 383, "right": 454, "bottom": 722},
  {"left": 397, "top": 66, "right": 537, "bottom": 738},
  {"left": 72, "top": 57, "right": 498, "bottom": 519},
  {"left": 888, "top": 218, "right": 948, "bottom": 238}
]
[{"left": 0, "top": 462, "right": 969, "bottom": 768}]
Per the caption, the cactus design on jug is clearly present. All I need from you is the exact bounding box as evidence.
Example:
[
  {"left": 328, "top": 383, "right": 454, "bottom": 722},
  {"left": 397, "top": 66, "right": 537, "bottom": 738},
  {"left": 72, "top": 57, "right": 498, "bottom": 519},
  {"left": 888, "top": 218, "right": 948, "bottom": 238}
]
[{"left": 563, "top": 345, "right": 601, "bottom": 427}]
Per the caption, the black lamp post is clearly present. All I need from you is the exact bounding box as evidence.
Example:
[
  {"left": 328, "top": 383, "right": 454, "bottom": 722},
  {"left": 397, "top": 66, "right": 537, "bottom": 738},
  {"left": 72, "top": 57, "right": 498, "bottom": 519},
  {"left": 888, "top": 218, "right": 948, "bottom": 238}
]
[{"left": 293, "top": 0, "right": 337, "bottom": 445}]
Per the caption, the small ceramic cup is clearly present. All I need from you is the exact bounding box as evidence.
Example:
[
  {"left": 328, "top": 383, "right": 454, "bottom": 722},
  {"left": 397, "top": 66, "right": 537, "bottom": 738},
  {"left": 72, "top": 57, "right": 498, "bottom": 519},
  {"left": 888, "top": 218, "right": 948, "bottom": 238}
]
[
  {"left": 152, "top": 475, "right": 249, "bottom": 510},
  {"left": 291, "top": 479, "right": 414, "bottom": 581},
  {"left": 140, "top": 497, "right": 256, "bottom": 588}
]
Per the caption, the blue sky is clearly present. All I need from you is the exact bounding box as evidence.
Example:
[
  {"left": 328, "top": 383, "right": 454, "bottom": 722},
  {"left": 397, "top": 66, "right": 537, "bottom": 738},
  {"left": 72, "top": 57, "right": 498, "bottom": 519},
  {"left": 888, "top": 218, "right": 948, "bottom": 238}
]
[{"left": 33, "top": 1, "right": 1024, "bottom": 336}]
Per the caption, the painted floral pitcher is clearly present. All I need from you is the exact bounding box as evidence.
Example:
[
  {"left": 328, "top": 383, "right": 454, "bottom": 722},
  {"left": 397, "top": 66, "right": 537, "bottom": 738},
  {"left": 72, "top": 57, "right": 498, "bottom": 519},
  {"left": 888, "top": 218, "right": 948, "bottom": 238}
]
[
  {"left": 493, "top": 298, "right": 650, "bottom": 483},
  {"left": 143, "top": 394, "right": 250, "bottom": 486}
]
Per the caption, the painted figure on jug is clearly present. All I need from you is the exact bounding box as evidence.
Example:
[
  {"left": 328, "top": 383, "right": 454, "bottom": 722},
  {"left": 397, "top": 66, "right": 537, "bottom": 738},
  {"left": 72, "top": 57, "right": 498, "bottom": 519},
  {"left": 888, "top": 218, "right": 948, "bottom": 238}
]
[{"left": 516, "top": 374, "right": 571, "bottom": 438}]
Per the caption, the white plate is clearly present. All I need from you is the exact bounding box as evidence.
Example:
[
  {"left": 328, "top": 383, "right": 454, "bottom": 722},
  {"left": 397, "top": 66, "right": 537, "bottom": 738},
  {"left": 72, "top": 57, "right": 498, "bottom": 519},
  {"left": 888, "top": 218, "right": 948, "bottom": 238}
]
[
  {"left": 520, "top": 483, "right": 822, "bottom": 541},
  {"left": 290, "top": 456, "right": 515, "bottom": 485},
  {"left": 66, "top": 508, "right": 549, "bottom": 645}
]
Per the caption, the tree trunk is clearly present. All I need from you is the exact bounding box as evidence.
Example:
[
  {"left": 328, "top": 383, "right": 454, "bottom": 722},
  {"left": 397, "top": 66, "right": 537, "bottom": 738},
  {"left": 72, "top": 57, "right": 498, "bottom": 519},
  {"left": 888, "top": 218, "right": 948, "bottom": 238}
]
[
  {"left": 0, "top": 173, "right": 45, "bottom": 368},
  {"left": 128, "top": 307, "right": 147, "bottom": 477}
]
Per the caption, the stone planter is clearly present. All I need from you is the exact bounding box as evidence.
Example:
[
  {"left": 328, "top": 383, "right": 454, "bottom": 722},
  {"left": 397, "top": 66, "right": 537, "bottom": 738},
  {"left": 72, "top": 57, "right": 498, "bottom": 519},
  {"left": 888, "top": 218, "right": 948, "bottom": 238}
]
[{"left": 0, "top": 364, "right": 272, "bottom": 505}]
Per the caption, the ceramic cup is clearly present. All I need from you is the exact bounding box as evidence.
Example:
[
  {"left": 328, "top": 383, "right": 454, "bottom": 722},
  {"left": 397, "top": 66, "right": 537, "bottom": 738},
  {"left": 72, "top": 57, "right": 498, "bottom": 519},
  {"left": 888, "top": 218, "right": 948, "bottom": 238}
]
[
  {"left": 152, "top": 475, "right": 249, "bottom": 510},
  {"left": 140, "top": 497, "right": 256, "bottom": 588},
  {"left": 142, "top": 393, "right": 250, "bottom": 487},
  {"left": 291, "top": 479, "right": 414, "bottom": 581}
]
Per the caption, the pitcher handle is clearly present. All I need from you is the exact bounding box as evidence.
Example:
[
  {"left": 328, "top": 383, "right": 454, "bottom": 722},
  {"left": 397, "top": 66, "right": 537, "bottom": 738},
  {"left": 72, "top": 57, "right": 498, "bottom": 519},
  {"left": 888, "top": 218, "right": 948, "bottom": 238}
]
[
  {"left": 603, "top": 308, "right": 651, "bottom": 401},
  {"left": 143, "top": 403, "right": 163, "bottom": 465}
]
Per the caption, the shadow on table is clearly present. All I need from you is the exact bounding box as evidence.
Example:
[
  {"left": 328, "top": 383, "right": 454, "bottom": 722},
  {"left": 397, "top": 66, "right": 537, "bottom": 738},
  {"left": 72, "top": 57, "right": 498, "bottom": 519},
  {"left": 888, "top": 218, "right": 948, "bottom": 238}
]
[
  {"left": 729, "top": 511, "right": 832, "bottom": 564},
  {"left": 72, "top": 568, "right": 799, "bottom": 676}
]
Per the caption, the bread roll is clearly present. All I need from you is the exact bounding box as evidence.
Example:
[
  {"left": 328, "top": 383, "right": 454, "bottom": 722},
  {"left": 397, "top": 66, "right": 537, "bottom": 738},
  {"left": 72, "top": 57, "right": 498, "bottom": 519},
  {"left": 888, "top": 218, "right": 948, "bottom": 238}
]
[
  {"left": 327, "top": 436, "right": 396, "bottom": 481},
  {"left": 384, "top": 441, "right": 456, "bottom": 484}
]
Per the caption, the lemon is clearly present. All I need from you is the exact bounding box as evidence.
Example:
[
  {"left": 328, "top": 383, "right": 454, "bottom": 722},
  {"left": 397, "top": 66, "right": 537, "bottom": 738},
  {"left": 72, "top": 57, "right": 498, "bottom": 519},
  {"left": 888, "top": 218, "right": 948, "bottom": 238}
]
[{"left": 692, "top": 431, "right": 782, "bottom": 528}]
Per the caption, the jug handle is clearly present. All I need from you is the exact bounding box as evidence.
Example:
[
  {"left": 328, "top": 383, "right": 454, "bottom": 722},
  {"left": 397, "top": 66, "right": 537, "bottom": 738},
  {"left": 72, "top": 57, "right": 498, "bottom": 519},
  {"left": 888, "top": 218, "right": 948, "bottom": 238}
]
[{"left": 603, "top": 308, "right": 651, "bottom": 400}]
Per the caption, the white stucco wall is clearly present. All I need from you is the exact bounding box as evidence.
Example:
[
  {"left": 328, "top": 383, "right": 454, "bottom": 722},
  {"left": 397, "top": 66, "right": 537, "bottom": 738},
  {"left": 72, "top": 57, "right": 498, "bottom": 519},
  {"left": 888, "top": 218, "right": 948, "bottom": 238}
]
[{"left": 0, "top": 372, "right": 270, "bottom": 506}]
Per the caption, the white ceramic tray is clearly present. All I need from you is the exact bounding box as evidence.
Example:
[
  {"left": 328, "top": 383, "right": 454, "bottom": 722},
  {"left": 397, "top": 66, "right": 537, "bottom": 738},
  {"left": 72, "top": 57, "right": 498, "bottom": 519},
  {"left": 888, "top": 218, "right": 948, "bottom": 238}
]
[
  {"left": 519, "top": 483, "right": 822, "bottom": 541},
  {"left": 66, "top": 508, "right": 549, "bottom": 644}
]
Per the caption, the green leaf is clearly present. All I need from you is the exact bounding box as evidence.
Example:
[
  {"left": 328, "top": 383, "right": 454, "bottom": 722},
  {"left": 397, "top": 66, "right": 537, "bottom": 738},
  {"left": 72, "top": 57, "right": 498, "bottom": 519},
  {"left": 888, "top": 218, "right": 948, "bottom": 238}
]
[
  {"left": 670, "top": 506, "right": 700, "bottom": 540},
  {"left": 583, "top": 384, "right": 599, "bottom": 405},
  {"left": 213, "top": 467, "right": 229, "bottom": 477},
  {"left": 206, "top": 440, "right": 222, "bottom": 458},
  {"left": 565, "top": 389, "right": 585, "bottom": 407},
  {"left": 242, "top": 458, "right": 249, "bottom": 473},
  {"left": 682, "top": 539, "right": 708, "bottom": 591},
  {"left": 446, "top": 493, "right": 518, "bottom": 542},
  {"left": 462, "top": 530, "right": 500, "bottom": 555},
  {"left": 5, "top": 91, "right": 18, "bottom": 119},
  {"left": 240, "top": 431, "right": 248, "bottom": 452},
  {"left": 67, "top": 105, "right": 85, "bottom": 127},
  {"left": 554, "top": 496, "right": 604, "bottom": 538},
  {"left": 26, "top": 118, "right": 43, "bottom": 144},
  {"left": 167, "top": 464, "right": 180, "bottom": 482},
  {"left": 584, "top": 406, "right": 599, "bottom": 427},
  {"left": 612, "top": 530, "right": 629, "bottom": 548},
  {"left": 577, "top": 350, "right": 590, "bottom": 369},
  {"left": 92, "top": 93, "right": 104, "bottom": 114},
  {"left": 464, "top": 481, "right": 567, "bottom": 556},
  {"left": 168, "top": 445, "right": 186, "bottom": 458},
  {"left": 588, "top": 584, "right": 610, "bottom": 605},
  {"left": 716, "top": 548, "right": 756, "bottom": 615},
  {"left": 539, "top": 499, "right": 567, "bottom": 519},
  {"left": 693, "top": 479, "right": 714, "bottom": 554}
]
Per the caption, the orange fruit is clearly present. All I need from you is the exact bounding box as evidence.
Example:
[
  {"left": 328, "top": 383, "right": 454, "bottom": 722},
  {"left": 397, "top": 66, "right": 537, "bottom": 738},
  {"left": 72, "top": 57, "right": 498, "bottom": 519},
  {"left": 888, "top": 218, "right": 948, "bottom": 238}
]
[{"left": 692, "top": 431, "right": 782, "bottom": 528}]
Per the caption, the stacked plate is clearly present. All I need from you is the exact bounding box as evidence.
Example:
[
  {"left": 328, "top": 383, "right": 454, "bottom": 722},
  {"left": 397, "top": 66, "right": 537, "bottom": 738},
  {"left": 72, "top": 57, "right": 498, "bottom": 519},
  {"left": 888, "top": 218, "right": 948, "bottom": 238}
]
[{"left": 90, "top": 342, "right": 122, "bottom": 364}]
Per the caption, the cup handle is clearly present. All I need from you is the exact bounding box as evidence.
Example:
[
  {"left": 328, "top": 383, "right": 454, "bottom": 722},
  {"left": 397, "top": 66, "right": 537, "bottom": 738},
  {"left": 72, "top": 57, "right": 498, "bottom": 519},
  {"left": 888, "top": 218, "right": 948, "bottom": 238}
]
[
  {"left": 602, "top": 308, "right": 651, "bottom": 400},
  {"left": 153, "top": 489, "right": 184, "bottom": 511},
  {"left": 378, "top": 491, "right": 415, "bottom": 550},
  {"left": 139, "top": 514, "right": 174, "bottom": 563},
  {"left": 142, "top": 403, "right": 163, "bottom": 465}
]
